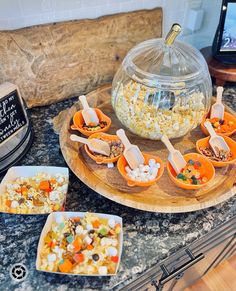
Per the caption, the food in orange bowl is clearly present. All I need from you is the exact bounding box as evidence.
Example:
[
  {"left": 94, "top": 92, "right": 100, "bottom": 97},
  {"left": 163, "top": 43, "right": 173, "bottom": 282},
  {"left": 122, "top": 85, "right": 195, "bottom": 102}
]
[
  {"left": 117, "top": 153, "right": 164, "bottom": 187},
  {"left": 200, "top": 112, "right": 236, "bottom": 137},
  {"left": 167, "top": 153, "right": 215, "bottom": 190},
  {"left": 196, "top": 135, "right": 236, "bottom": 167},
  {"left": 71, "top": 108, "right": 111, "bottom": 136},
  {"left": 84, "top": 133, "right": 124, "bottom": 164}
]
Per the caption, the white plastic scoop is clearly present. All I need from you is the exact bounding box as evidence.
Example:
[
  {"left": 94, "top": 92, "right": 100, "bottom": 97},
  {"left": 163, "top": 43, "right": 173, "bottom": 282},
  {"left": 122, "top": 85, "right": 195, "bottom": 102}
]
[
  {"left": 204, "top": 121, "right": 230, "bottom": 155},
  {"left": 210, "top": 86, "right": 224, "bottom": 119},
  {"left": 79, "top": 95, "right": 99, "bottom": 126},
  {"left": 161, "top": 135, "right": 186, "bottom": 174},
  {"left": 116, "top": 129, "right": 144, "bottom": 169},
  {"left": 70, "top": 134, "right": 110, "bottom": 156}
]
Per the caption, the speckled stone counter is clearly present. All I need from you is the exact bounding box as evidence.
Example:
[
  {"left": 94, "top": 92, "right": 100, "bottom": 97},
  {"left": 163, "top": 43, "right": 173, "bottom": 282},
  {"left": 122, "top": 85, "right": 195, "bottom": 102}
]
[{"left": 0, "top": 85, "right": 236, "bottom": 291}]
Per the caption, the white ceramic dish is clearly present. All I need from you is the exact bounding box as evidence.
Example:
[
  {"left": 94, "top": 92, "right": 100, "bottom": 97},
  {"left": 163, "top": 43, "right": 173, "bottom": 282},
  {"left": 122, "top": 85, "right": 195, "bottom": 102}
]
[
  {"left": 36, "top": 212, "right": 123, "bottom": 276},
  {"left": 0, "top": 166, "right": 69, "bottom": 214}
]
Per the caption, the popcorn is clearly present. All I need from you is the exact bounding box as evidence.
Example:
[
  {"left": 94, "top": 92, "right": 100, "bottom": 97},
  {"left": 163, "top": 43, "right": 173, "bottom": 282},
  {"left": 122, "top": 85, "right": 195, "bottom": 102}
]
[
  {"left": 98, "top": 266, "right": 108, "bottom": 275},
  {"left": 39, "top": 213, "right": 121, "bottom": 275},
  {"left": 112, "top": 80, "right": 206, "bottom": 140},
  {"left": 2, "top": 172, "right": 68, "bottom": 214}
]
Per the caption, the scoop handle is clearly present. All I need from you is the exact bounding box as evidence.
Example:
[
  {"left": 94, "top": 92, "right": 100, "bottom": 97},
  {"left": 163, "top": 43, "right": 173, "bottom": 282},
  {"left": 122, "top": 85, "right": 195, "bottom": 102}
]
[
  {"left": 161, "top": 134, "right": 175, "bottom": 153},
  {"left": 204, "top": 121, "right": 217, "bottom": 137},
  {"left": 79, "top": 95, "right": 90, "bottom": 110},
  {"left": 116, "top": 129, "right": 131, "bottom": 149},
  {"left": 70, "top": 134, "right": 89, "bottom": 145},
  {"left": 216, "top": 86, "right": 223, "bottom": 104}
]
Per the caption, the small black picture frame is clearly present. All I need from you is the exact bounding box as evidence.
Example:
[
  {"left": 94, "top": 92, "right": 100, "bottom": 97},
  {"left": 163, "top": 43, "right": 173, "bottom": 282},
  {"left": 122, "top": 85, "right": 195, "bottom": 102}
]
[{"left": 212, "top": 0, "right": 236, "bottom": 64}]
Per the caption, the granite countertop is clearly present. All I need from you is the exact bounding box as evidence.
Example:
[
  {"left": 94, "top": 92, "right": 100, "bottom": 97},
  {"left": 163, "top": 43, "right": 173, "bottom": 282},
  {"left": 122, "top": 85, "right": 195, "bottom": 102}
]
[{"left": 0, "top": 85, "right": 236, "bottom": 291}]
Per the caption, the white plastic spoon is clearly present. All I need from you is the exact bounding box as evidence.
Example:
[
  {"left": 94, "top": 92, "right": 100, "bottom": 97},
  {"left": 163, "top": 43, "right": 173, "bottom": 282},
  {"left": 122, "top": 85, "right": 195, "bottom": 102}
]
[
  {"left": 204, "top": 121, "right": 230, "bottom": 155},
  {"left": 161, "top": 134, "right": 186, "bottom": 174},
  {"left": 116, "top": 129, "right": 144, "bottom": 170},
  {"left": 70, "top": 134, "right": 110, "bottom": 156},
  {"left": 79, "top": 95, "right": 99, "bottom": 126},
  {"left": 210, "top": 86, "right": 224, "bottom": 120}
]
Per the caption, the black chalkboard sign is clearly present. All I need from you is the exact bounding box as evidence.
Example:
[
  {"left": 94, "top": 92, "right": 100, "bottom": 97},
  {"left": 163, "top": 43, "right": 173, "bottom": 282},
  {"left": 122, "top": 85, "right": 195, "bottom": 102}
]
[{"left": 0, "top": 89, "right": 28, "bottom": 144}]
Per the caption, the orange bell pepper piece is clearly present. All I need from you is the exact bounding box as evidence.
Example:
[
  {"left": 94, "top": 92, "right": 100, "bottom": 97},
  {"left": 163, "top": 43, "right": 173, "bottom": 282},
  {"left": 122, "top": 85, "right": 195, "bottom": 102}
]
[{"left": 58, "top": 259, "right": 73, "bottom": 273}]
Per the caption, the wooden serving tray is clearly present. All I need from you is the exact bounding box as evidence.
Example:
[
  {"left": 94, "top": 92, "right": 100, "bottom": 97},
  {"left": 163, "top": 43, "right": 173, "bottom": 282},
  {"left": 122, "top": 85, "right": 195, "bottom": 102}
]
[{"left": 59, "top": 84, "right": 236, "bottom": 213}]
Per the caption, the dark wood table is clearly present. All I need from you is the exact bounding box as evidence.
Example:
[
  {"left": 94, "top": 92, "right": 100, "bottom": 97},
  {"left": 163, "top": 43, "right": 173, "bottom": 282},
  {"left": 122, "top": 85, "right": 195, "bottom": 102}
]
[{"left": 200, "top": 46, "right": 236, "bottom": 86}]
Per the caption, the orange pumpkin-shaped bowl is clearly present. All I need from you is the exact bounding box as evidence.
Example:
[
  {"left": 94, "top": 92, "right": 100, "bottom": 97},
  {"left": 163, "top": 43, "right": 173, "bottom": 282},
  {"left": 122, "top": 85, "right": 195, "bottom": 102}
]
[
  {"left": 196, "top": 135, "right": 236, "bottom": 167},
  {"left": 200, "top": 112, "right": 236, "bottom": 137},
  {"left": 167, "top": 153, "right": 215, "bottom": 190},
  {"left": 117, "top": 153, "right": 164, "bottom": 187},
  {"left": 71, "top": 108, "right": 111, "bottom": 136},
  {"left": 84, "top": 133, "right": 124, "bottom": 164}
]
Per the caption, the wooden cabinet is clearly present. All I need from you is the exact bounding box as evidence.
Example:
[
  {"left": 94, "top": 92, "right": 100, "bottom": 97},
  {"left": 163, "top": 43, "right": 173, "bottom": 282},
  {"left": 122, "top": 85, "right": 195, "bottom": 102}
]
[{"left": 121, "top": 216, "right": 236, "bottom": 291}]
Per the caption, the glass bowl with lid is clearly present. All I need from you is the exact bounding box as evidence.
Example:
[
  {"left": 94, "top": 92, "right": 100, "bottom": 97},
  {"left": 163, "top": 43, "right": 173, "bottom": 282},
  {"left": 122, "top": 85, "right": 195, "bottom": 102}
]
[{"left": 111, "top": 24, "right": 212, "bottom": 140}]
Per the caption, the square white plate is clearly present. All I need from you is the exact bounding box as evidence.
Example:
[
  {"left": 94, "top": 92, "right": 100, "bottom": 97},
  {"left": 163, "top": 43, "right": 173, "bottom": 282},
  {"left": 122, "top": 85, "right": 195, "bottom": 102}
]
[
  {"left": 0, "top": 166, "right": 69, "bottom": 215},
  {"left": 36, "top": 212, "right": 123, "bottom": 276}
]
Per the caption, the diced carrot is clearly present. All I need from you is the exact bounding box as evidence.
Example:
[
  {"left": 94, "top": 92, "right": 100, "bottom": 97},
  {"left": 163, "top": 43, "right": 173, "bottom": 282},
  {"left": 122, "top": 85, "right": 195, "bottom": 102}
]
[
  {"left": 5, "top": 200, "right": 12, "bottom": 208},
  {"left": 86, "top": 244, "right": 94, "bottom": 250},
  {"left": 73, "top": 237, "right": 82, "bottom": 252},
  {"left": 111, "top": 256, "right": 119, "bottom": 263},
  {"left": 16, "top": 188, "right": 22, "bottom": 193},
  {"left": 73, "top": 253, "right": 84, "bottom": 263},
  {"left": 92, "top": 220, "right": 101, "bottom": 229},
  {"left": 50, "top": 179, "right": 57, "bottom": 184},
  {"left": 39, "top": 180, "right": 51, "bottom": 191},
  {"left": 58, "top": 259, "right": 73, "bottom": 273}
]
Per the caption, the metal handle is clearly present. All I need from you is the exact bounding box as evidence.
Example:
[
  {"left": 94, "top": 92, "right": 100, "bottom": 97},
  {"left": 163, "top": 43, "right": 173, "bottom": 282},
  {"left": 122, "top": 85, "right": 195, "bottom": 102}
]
[
  {"left": 158, "top": 249, "right": 204, "bottom": 286},
  {"left": 165, "top": 23, "right": 181, "bottom": 45}
]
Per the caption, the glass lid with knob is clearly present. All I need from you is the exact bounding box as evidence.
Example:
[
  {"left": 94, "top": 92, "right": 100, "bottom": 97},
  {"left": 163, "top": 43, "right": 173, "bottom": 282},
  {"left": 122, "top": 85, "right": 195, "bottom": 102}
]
[{"left": 112, "top": 24, "right": 212, "bottom": 140}]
